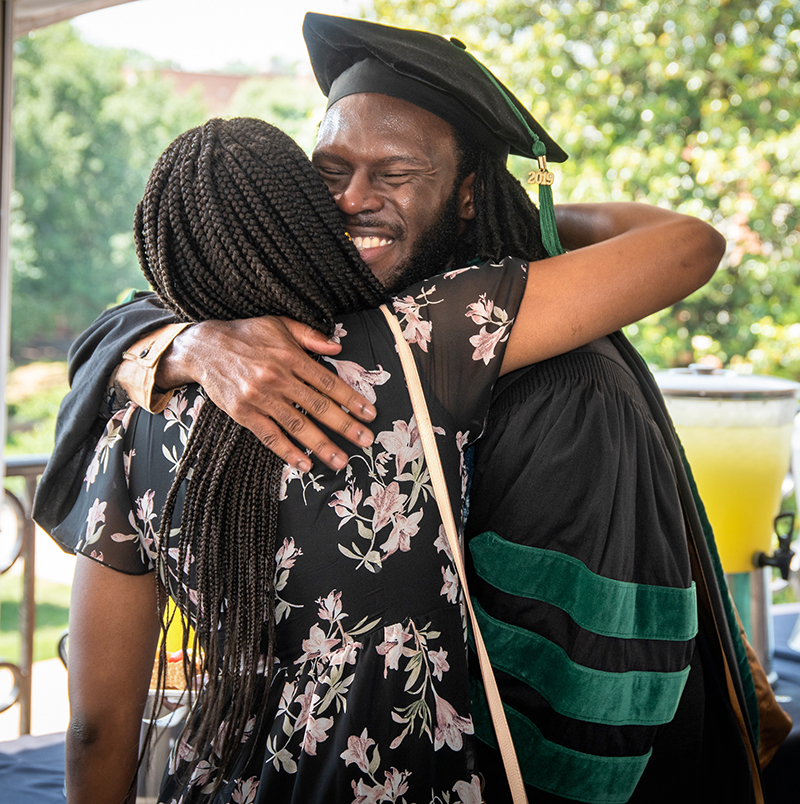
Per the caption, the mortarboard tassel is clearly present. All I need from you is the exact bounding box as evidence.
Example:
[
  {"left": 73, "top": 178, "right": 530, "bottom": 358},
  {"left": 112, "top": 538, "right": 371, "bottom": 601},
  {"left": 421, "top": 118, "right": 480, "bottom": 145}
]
[
  {"left": 537, "top": 181, "right": 564, "bottom": 258},
  {"left": 529, "top": 143, "right": 565, "bottom": 258},
  {"left": 460, "top": 46, "right": 566, "bottom": 258}
]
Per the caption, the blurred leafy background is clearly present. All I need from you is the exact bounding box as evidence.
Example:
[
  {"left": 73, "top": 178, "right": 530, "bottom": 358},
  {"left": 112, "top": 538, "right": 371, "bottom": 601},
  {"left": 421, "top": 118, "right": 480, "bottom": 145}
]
[
  {"left": 8, "top": 0, "right": 800, "bottom": 379},
  {"left": 368, "top": 0, "right": 800, "bottom": 377}
]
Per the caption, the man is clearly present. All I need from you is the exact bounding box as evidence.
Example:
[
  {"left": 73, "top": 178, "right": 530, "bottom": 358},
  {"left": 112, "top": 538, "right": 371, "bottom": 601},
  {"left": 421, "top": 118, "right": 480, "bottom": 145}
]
[{"left": 34, "top": 13, "right": 787, "bottom": 803}]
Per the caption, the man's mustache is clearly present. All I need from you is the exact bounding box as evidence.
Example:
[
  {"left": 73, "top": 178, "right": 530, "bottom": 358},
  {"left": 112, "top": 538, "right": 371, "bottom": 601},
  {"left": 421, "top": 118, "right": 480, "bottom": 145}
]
[{"left": 345, "top": 216, "right": 404, "bottom": 241}]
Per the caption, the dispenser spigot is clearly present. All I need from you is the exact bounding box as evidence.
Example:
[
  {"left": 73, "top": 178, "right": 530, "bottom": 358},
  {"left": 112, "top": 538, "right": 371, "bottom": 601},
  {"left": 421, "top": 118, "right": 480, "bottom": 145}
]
[{"left": 755, "top": 511, "right": 796, "bottom": 581}]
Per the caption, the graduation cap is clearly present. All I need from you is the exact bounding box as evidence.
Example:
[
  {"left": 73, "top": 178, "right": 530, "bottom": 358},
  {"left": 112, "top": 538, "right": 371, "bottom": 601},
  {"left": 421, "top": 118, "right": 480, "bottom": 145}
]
[{"left": 302, "top": 12, "right": 567, "bottom": 258}]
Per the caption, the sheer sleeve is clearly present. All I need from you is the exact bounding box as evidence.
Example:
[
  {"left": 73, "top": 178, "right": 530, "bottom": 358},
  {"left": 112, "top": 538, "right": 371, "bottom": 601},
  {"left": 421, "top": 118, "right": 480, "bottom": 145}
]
[
  {"left": 50, "top": 404, "right": 155, "bottom": 575},
  {"left": 388, "top": 257, "right": 527, "bottom": 440},
  {"left": 49, "top": 386, "right": 205, "bottom": 576}
]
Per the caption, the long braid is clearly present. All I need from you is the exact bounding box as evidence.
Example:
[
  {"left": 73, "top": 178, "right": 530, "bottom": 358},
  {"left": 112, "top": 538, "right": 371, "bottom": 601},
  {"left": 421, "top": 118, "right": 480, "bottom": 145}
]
[
  {"left": 134, "top": 118, "right": 386, "bottom": 798},
  {"left": 451, "top": 133, "right": 550, "bottom": 266}
]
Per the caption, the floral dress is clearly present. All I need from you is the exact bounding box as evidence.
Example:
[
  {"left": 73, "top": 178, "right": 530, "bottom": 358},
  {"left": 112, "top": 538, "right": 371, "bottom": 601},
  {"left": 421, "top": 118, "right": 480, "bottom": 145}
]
[{"left": 53, "top": 259, "right": 527, "bottom": 804}]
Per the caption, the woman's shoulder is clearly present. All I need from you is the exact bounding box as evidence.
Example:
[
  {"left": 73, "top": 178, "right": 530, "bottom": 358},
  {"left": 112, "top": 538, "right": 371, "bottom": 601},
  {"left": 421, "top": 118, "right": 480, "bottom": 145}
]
[
  {"left": 332, "top": 256, "right": 528, "bottom": 367},
  {"left": 393, "top": 256, "right": 528, "bottom": 304},
  {"left": 385, "top": 257, "right": 529, "bottom": 338}
]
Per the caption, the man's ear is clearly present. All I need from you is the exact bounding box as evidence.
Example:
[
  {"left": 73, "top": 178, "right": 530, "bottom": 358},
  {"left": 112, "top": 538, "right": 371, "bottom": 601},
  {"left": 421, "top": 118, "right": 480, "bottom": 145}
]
[{"left": 458, "top": 172, "right": 476, "bottom": 222}]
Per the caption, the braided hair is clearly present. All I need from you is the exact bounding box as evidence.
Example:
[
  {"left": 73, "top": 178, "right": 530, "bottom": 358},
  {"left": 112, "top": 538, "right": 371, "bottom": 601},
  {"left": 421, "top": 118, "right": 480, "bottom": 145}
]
[
  {"left": 450, "top": 131, "right": 550, "bottom": 266},
  {"left": 133, "top": 117, "right": 386, "bottom": 795}
]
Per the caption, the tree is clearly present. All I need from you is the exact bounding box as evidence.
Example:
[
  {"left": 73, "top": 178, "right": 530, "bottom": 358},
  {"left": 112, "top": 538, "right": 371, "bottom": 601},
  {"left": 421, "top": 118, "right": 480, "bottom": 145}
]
[
  {"left": 227, "top": 74, "right": 327, "bottom": 155},
  {"left": 369, "top": 0, "right": 800, "bottom": 377},
  {"left": 11, "top": 23, "right": 208, "bottom": 354}
]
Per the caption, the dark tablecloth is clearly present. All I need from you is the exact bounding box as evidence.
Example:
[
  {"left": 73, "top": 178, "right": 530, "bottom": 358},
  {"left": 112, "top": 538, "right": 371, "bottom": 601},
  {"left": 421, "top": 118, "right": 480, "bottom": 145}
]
[{"left": 0, "top": 731, "right": 65, "bottom": 803}]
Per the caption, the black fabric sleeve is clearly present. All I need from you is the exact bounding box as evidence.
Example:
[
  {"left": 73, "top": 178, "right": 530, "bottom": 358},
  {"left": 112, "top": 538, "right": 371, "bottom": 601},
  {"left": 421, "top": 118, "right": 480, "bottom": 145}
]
[{"left": 32, "top": 291, "right": 177, "bottom": 534}]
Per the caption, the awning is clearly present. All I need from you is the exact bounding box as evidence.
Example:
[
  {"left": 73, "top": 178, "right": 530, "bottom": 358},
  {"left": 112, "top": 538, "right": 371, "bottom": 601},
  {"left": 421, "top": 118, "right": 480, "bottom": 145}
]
[{"left": 13, "top": 0, "right": 139, "bottom": 36}]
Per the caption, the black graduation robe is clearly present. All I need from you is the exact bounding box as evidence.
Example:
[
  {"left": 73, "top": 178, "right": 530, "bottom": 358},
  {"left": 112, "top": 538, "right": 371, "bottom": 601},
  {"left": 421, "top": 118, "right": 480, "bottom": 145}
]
[{"left": 464, "top": 335, "right": 765, "bottom": 802}]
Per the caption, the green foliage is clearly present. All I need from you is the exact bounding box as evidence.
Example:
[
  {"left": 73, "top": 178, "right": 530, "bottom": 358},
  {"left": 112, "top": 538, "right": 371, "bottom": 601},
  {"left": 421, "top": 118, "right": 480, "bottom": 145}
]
[
  {"left": 227, "top": 75, "right": 327, "bottom": 154},
  {"left": 0, "top": 574, "right": 71, "bottom": 663},
  {"left": 4, "top": 361, "right": 69, "bottom": 458},
  {"left": 5, "top": 380, "right": 68, "bottom": 457},
  {"left": 10, "top": 24, "right": 208, "bottom": 353},
  {"left": 368, "top": 0, "right": 800, "bottom": 375}
]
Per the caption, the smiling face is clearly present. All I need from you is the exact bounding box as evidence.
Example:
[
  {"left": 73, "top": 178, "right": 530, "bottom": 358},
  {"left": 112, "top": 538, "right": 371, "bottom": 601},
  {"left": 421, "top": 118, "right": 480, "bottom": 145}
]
[{"left": 311, "top": 93, "right": 476, "bottom": 290}]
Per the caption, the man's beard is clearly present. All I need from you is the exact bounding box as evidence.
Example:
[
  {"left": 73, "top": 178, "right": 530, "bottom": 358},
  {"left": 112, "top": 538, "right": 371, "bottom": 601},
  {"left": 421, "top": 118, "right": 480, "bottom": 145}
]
[{"left": 383, "top": 184, "right": 464, "bottom": 293}]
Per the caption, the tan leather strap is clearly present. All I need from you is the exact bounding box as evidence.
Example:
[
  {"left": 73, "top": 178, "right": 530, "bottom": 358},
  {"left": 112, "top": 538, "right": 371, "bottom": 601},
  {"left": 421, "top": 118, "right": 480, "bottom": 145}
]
[
  {"left": 380, "top": 304, "right": 529, "bottom": 804},
  {"left": 119, "top": 322, "right": 191, "bottom": 413}
]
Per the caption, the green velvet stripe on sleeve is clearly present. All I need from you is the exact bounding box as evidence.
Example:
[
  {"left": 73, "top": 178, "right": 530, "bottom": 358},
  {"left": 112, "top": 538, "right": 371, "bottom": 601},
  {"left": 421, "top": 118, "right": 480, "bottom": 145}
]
[
  {"left": 470, "top": 677, "right": 651, "bottom": 804},
  {"left": 470, "top": 531, "right": 698, "bottom": 641},
  {"left": 471, "top": 598, "right": 691, "bottom": 726}
]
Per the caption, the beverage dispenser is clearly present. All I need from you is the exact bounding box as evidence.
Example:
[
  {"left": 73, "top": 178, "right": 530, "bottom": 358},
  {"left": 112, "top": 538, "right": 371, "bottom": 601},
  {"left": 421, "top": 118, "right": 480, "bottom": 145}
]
[{"left": 655, "top": 365, "right": 799, "bottom": 678}]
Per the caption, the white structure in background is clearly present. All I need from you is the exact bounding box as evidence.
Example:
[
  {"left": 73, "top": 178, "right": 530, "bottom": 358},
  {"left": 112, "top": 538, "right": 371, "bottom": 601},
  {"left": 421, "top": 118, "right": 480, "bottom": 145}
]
[{"left": 0, "top": 0, "right": 139, "bottom": 482}]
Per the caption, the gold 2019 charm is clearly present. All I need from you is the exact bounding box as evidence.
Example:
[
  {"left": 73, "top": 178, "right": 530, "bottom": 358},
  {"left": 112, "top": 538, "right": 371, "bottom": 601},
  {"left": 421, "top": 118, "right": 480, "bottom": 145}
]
[
  {"left": 527, "top": 169, "right": 555, "bottom": 186},
  {"left": 528, "top": 155, "right": 555, "bottom": 186}
]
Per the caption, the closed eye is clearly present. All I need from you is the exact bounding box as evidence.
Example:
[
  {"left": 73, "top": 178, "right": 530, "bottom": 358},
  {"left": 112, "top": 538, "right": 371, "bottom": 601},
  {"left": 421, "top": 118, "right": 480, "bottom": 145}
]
[{"left": 382, "top": 173, "right": 412, "bottom": 183}]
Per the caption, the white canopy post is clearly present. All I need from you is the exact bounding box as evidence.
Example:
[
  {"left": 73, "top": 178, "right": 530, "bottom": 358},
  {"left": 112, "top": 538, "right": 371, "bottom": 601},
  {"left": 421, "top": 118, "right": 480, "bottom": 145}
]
[{"left": 1, "top": 0, "right": 13, "bottom": 484}]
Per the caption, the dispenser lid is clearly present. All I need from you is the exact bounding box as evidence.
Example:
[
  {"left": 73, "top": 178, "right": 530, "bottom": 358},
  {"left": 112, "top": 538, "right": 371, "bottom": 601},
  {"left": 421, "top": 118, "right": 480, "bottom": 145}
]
[{"left": 655, "top": 365, "right": 800, "bottom": 399}]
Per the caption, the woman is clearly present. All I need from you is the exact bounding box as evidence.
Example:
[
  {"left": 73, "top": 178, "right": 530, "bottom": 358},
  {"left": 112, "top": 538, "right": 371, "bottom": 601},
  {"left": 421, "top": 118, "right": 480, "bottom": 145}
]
[{"left": 54, "top": 117, "right": 722, "bottom": 804}]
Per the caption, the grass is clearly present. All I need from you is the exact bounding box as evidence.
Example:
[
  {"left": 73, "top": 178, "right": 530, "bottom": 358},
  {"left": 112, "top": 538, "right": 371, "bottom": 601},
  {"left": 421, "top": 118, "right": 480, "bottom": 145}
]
[
  {"left": 0, "top": 573, "right": 71, "bottom": 664},
  {"left": 5, "top": 361, "right": 69, "bottom": 458},
  {"left": 5, "top": 360, "right": 69, "bottom": 498}
]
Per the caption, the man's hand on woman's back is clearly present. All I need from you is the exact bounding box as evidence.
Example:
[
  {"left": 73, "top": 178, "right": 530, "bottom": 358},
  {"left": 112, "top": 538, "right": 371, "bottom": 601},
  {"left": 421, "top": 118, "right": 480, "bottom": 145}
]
[{"left": 160, "top": 315, "right": 376, "bottom": 472}]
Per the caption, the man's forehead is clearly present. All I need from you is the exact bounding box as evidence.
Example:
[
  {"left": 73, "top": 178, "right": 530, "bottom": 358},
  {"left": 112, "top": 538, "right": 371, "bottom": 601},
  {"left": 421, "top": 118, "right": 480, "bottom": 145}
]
[
  {"left": 314, "top": 92, "right": 458, "bottom": 151},
  {"left": 321, "top": 91, "right": 442, "bottom": 122}
]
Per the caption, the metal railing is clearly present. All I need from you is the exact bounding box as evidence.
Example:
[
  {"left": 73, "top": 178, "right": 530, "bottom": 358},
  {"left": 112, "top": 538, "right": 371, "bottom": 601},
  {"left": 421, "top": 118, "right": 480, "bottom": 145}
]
[{"left": 1, "top": 454, "right": 48, "bottom": 735}]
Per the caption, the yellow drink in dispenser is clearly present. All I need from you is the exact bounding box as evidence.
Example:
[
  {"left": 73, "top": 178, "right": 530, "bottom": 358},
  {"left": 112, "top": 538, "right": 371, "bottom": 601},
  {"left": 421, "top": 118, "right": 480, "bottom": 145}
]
[
  {"left": 162, "top": 598, "right": 195, "bottom": 653},
  {"left": 676, "top": 423, "right": 793, "bottom": 573},
  {"left": 150, "top": 599, "right": 197, "bottom": 690},
  {"left": 655, "top": 368, "right": 799, "bottom": 576}
]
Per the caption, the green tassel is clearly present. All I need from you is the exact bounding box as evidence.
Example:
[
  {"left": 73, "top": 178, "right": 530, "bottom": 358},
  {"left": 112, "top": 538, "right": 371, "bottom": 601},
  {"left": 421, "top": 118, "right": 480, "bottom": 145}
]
[
  {"left": 461, "top": 49, "right": 566, "bottom": 258},
  {"left": 531, "top": 140, "right": 565, "bottom": 258},
  {"left": 538, "top": 181, "right": 564, "bottom": 258}
]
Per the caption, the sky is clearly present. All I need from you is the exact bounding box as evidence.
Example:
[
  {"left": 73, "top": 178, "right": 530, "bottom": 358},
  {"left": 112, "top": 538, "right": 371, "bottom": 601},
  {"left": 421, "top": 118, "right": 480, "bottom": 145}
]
[{"left": 72, "top": 0, "right": 362, "bottom": 74}]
